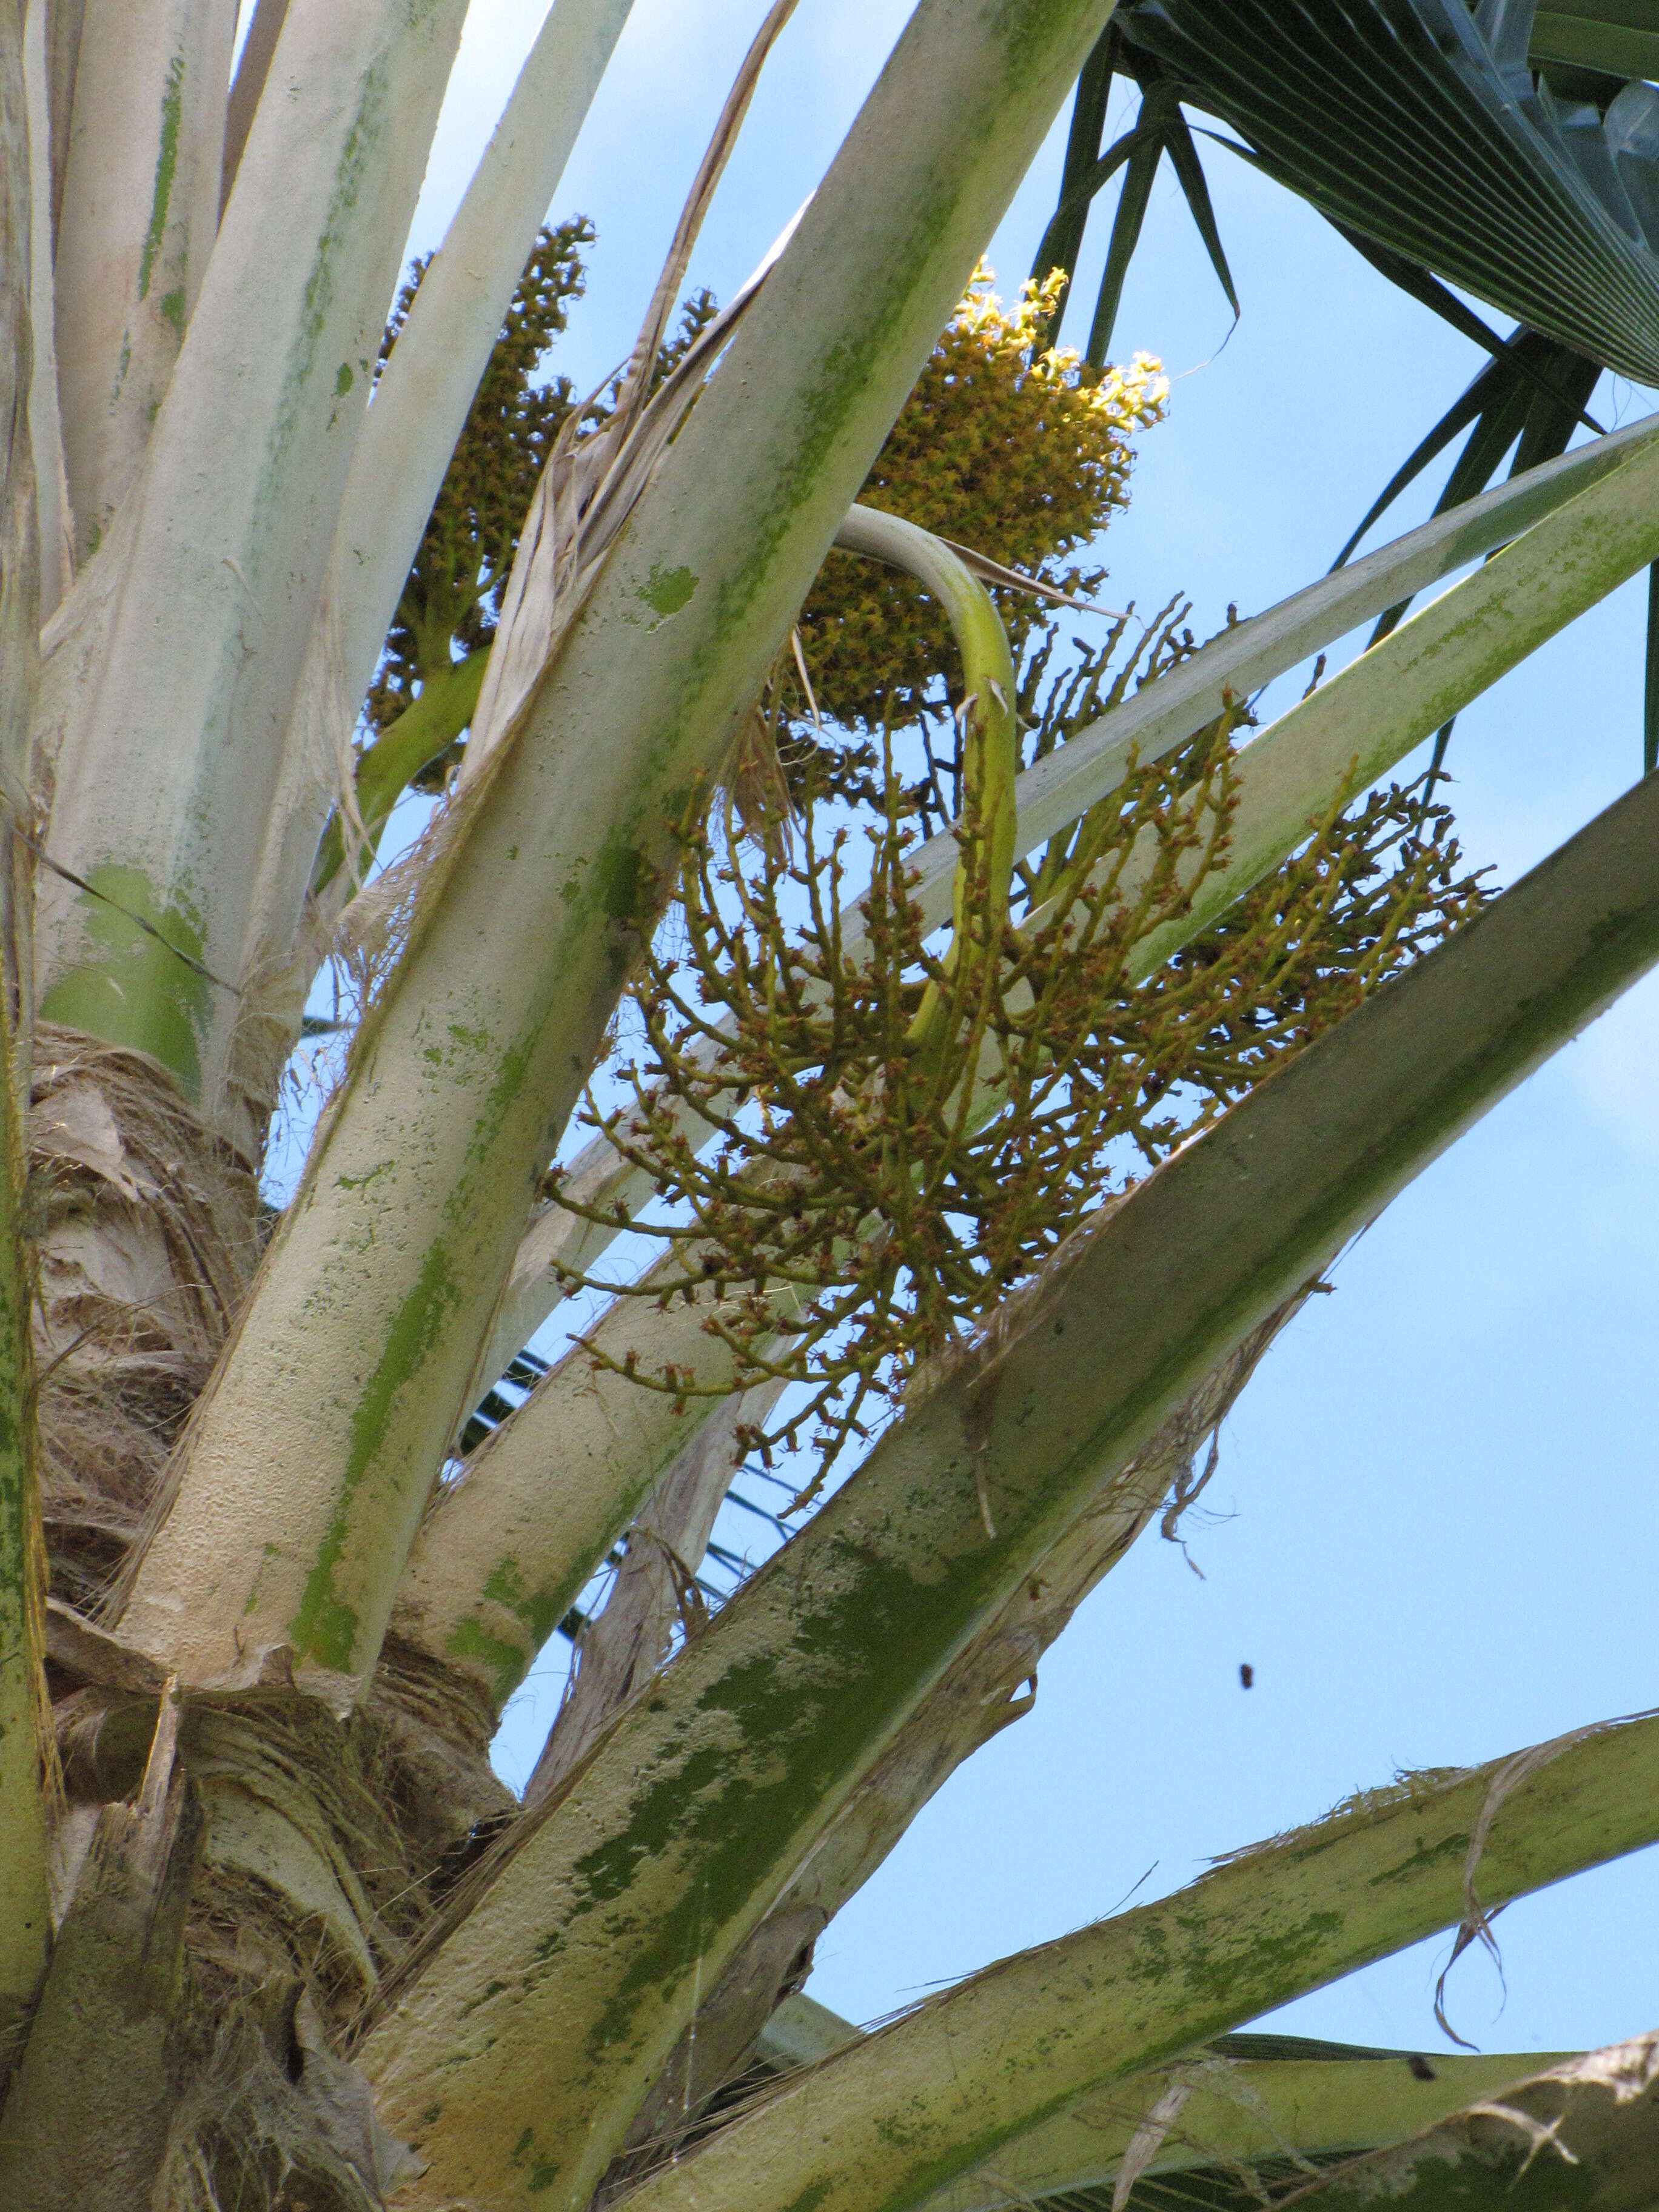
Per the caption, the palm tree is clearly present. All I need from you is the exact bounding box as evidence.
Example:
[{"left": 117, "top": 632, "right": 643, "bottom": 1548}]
[{"left": 1, "top": 2, "right": 1657, "bottom": 2207}]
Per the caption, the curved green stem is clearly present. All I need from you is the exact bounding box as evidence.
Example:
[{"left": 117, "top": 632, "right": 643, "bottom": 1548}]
[
  {"left": 310, "top": 650, "right": 487, "bottom": 897},
  {"left": 832, "top": 505, "right": 1019, "bottom": 1056}
]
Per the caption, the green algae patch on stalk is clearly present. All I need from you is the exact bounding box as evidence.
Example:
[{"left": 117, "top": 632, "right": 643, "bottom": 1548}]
[
  {"left": 479, "top": 1557, "right": 568, "bottom": 1654},
  {"left": 287, "top": 1236, "right": 464, "bottom": 1674},
  {"left": 258, "top": 61, "right": 387, "bottom": 520},
  {"left": 38, "top": 865, "right": 213, "bottom": 1096},
  {"left": 136, "top": 50, "right": 186, "bottom": 303},
  {"left": 640, "top": 563, "right": 698, "bottom": 622},
  {"left": 441, "top": 1560, "right": 573, "bottom": 1708},
  {"left": 445, "top": 1618, "right": 537, "bottom": 1712}
]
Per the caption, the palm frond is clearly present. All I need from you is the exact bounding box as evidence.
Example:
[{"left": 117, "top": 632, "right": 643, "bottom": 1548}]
[{"left": 1122, "top": 0, "right": 1659, "bottom": 383}]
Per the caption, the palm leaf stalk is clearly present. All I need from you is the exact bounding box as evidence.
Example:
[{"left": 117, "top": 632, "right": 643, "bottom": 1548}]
[
  {"left": 304, "top": 0, "right": 636, "bottom": 756},
  {"left": 220, "top": 0, "right": 288, "bottom": 209},
  {"left": 615, "top": 1708, "right": 1659, "bottom": 2212},
  {"left": 967, "top": 2028, "right": 1659, "bottom": 2211},
  {"left": 926, "top": 2037, "right": 1579, "bottom": 2209},
  {"left": 1254, "top": 2033, "right": 1659, "bottom": 2211},
  {"left": 657, "top": 2006, "right": 1624, "bottom": 2212},
  {"left": 520, "top": 1378, "right": 789, "bottom": 1808},
  {"left": 33, "top": 0, "right": 474, "bottom": 1101},
  {"left": 0, "top": 1693, "right": 206, "bottom": 2211},
  {"left": 113, "top": 0, "right": 1121, "bottom": 1700}
]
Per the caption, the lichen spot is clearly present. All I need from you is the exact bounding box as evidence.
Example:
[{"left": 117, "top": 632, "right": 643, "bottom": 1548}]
[{"left": 640, "top": 563, "right": 697, "bottom": 623}]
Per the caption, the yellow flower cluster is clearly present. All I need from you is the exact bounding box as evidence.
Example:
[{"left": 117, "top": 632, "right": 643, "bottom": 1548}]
[{"left": 798, "top": 264, "right": 1167, "bottom": 727}]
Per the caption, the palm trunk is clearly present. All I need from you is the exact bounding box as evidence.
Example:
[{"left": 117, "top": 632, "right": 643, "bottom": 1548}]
[{"left": 0, "top": 1, "right": 52, "bottom": 2045}]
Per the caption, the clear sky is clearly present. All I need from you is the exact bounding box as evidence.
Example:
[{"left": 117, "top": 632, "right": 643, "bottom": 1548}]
[{"left": 403, "top": 1, "right": 1659, "bottom": 2061}]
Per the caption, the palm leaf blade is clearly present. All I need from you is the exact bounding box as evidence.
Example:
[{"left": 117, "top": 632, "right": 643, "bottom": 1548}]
[{"left": 1124, "top": 0, "right": 1659, "bottom": 383}]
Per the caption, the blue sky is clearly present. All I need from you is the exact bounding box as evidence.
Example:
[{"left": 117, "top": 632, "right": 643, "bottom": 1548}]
[{"left": 403, "top": 1, "right": 1659, "bottom": 2058}]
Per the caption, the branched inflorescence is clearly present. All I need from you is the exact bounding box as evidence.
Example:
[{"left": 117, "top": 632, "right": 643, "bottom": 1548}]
[
  {"left": 789, "top": 265, "right": 1165, "bottom": 839},
  {"left": 368, "top": 219, "right": 595, "bottom": 748},
  {"left": 365, "top": 223, "right": 720, "bottom": 776},
  {"left": 535, "top": 271, "right": 1490, "bottom": 1494},
  {"left": 552, "top": 638, "right": 1487, "bottom": 1496}
]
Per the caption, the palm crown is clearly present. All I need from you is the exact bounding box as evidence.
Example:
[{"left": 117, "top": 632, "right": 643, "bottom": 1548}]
[{"left": 1, "top": 3, "right": 1658, "bottom": 2208}]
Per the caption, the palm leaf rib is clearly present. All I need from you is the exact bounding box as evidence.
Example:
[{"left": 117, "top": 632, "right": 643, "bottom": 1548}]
[
  {"left": 1004, "top": 2029, "right": 1659, "bottom": 2212},
  {"left": 728, "top": 2011, "right": 1652, "bottom": 2212},
  {"left": 289, "top": 0, "right": 637, "bottom": 798},
  {"left": 33, "top": 0, "right": 472, "bottom": 1108},
  {"left": 930, "top": 2037, "right": 1582, "bottom": 2210}
]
